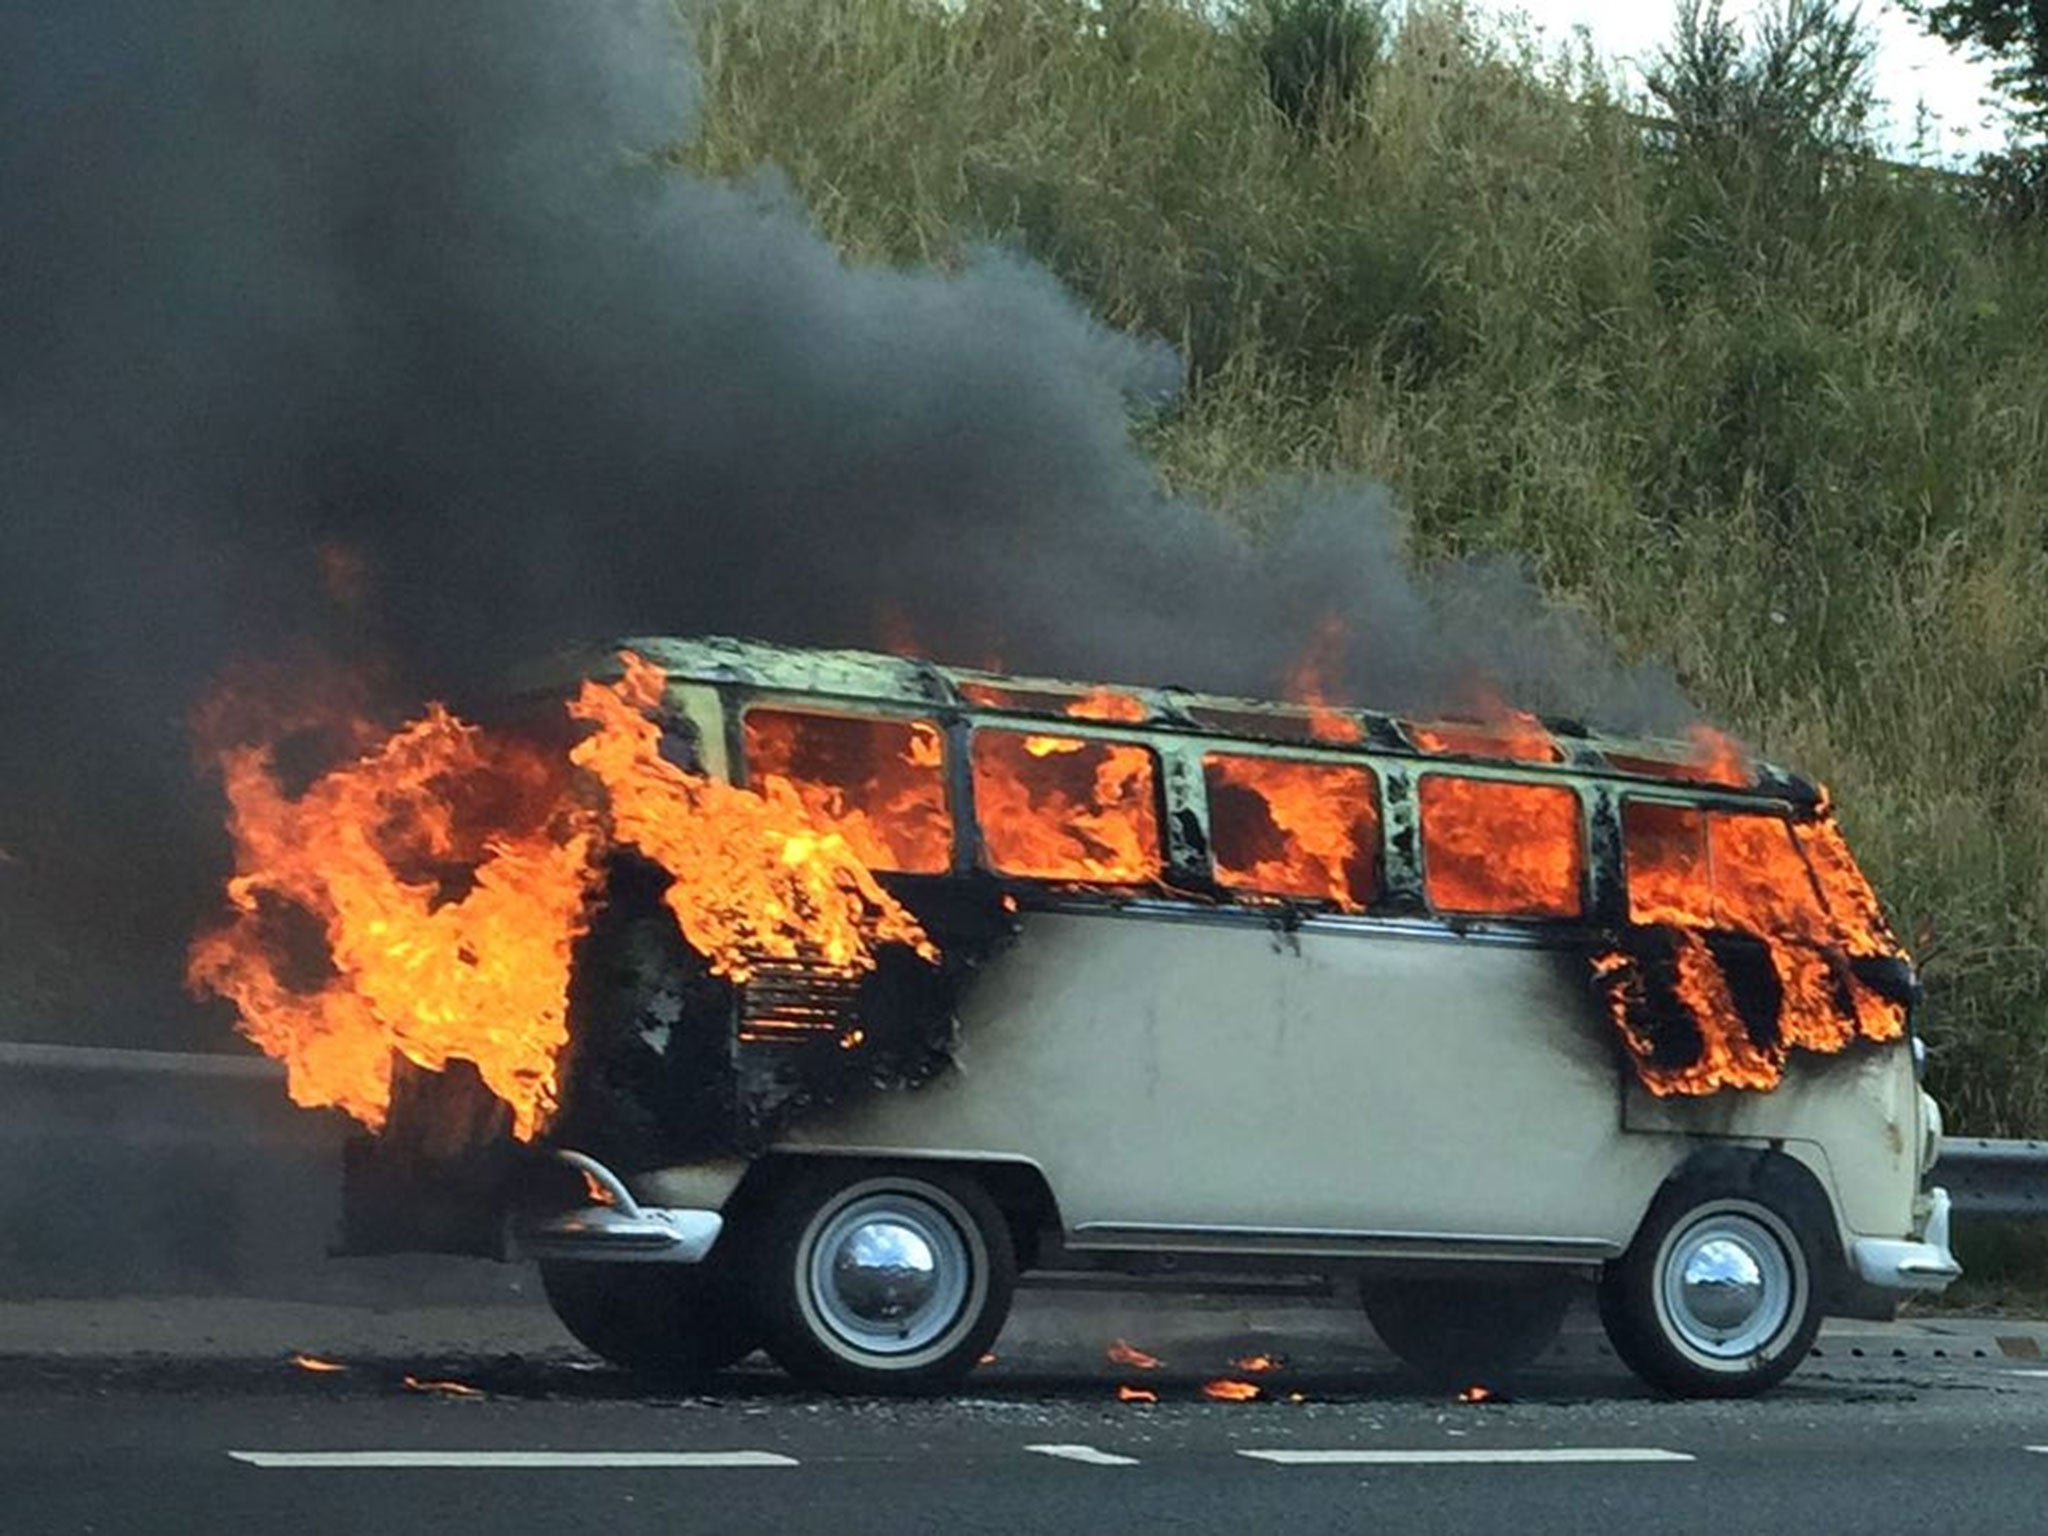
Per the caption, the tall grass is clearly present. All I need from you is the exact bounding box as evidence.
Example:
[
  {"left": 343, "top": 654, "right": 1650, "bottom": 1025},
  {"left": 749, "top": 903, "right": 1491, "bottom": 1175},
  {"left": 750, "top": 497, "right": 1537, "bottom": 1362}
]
[{"left": 681, "top": 0, "right": 2048, "bottom": 1133}]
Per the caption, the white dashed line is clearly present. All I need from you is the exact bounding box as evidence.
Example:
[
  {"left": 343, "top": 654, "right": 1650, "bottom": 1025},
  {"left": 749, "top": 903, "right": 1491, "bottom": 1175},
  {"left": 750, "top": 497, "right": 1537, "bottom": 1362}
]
[
  {"left": 1024, "top": 1443, "right": 1141, "bottom": 1467},
  {"left": 2008, "top": 1371, "right": 2048, "bottom": 1379},
  {"left": 228, "top": 1451, "right": 798, "bottom": 1469},
  {"left": 1239, "top": 1448, "right": 1695, "bottom": 1466}
]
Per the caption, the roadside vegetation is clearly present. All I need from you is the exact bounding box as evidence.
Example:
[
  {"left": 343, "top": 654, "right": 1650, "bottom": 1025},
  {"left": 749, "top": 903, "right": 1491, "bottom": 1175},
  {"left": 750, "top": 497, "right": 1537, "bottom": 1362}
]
[{"left": 679, "top": 0, "right": 2048, "bottom": 1134}]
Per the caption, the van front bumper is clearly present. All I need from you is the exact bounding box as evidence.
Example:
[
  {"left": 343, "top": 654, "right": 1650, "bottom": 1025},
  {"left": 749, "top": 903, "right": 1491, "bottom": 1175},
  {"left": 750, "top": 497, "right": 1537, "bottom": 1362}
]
[{"left": 1850, "top": 1187, "right": 1961, "bottom": 1293}]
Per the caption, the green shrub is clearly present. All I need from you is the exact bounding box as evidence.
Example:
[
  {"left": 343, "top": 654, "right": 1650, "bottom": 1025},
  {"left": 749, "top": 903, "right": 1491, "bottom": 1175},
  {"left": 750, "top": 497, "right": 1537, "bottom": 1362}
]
[
  {"left": 681, "top": 0, "right": 2048, "bottom": 1134},
  {"left": 1237, "top": 0, "right": 1387, "bottom": 135}
]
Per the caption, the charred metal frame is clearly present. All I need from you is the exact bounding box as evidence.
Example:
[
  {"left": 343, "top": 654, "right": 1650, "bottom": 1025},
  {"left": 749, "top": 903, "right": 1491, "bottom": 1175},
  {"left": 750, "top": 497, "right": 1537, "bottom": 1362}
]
[{"left": 346, "top": 637, "right": 1903, "bottom": 1261}]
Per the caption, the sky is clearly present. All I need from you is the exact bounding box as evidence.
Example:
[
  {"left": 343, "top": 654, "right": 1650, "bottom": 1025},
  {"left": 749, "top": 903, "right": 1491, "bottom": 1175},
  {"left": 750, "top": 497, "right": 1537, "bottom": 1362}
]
[{"left": 1498, "top": 0, "right": 2019, "bottom": 162}]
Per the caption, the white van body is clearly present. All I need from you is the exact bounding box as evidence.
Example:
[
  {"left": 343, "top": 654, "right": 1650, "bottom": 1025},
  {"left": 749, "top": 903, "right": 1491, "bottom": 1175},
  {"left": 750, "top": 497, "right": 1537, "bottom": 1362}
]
[{"left": 502, "top": 637, "right": 1956, "bottom": 1396}]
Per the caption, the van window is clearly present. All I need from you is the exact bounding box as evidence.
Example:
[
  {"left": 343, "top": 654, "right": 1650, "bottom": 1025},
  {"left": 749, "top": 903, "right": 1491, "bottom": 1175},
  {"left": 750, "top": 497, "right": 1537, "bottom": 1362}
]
[
  {"left": 743, "top": 708, "right": 952, "bottom": 874},
  {"left": 970, "top": 729, "right": 1160, "bottom": 883},
  {"left": 1418, "top": 776, "right": 1584, "bottom": 918},
  {"left": 1623, "top": 801, "right": 1830, "bottom": 941},
  {"left": 1203, "top": 754, "right": 1379, "bottom": 909}
]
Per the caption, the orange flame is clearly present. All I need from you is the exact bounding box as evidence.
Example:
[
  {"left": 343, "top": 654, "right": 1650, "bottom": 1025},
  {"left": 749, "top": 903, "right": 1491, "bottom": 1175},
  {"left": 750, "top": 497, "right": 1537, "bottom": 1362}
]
[
  {"left": 1205, "top": 754, "right": 1379, "bottom": 909},
  {"left": 1106, "top": 1340, "right": 1163, "bottom": 1370},
  {"left": 1065, "top": 688, "right": 1147, "bottom": 724},
  {"left": 290, "top": 1353, "right": 347, "bottom": 1374},
  {"left": 1409, "top": 684, "right": 1559, "bottom": 764},
  {"left": 743, "top": 709, "right": 952, "bottom": 874},
  {"left": 568, "top": 655, "right": 938, "bottom": 986},
  {"left": 186, "top": 698, "right": 603, "bottom": 1139},
  {"left": 1116, "top": 1385, "right": 1159, "bottom": 1404},
  {"left": 1230, "top": 1353, "right": 1283, "bottom": 1373},
  {"left": 1600, "top": 795, "right": 1908, "bottom": 1094},
  {"left": 972, "top": 730, "right": 1159, "bottom": 883},
  {"left": 1457, "top": 1383, "right": 1496, "bottom": 1403},
  {"left": 403, "top": 1375, "right": 485, "bottom": 1398},
  {"left": 191, "top": 651, "right": 939, "bottom": 1140},
  {"left": 1684, "top": 723, "right": 1751, "bottom": 787},
  {"left": 1281, "top": 617, "right": 1364, "bottom": 744},
  {"left": 1419, "top": 777, "right": 1583, "bottom": 919},
  {"left": 1203, "top": 1379, "right": 1262, "bottom": 1402}
]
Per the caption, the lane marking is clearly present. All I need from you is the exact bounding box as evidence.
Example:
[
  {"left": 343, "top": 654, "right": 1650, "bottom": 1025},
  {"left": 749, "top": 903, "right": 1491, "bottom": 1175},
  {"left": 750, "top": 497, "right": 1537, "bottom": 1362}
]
[
  {"left": 1239, "top": 1448, "right": 1694, "bottom": 1466},
  {"left": 1025, "top": 1444, "right": 1141, "bottom": 1467},
  {"left": 2008, "top": 1371, "right": 2048, "bottom": 1379},
  {"left": 228, "top": 1451, "right": 797, "bottom": 1469}
]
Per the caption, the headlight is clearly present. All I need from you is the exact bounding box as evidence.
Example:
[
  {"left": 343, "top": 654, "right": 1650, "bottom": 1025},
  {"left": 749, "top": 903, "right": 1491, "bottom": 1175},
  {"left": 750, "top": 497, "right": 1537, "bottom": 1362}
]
[{"left": 1918, "top": 1090, "right": 1943, "bottom": 1178}]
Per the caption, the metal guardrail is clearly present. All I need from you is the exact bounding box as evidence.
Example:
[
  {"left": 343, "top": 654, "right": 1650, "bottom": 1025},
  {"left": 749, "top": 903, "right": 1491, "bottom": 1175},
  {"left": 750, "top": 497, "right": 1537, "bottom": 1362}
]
[{"left": 1935, "top": 1138, "right": 2048, "bottom": 1220}]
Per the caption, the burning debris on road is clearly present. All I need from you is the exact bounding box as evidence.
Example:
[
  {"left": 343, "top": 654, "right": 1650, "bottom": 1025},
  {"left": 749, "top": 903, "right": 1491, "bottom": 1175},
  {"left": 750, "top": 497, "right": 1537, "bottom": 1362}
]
[{"left": 1106, "top": 1341, "right": 1164, "bottom": 1371}]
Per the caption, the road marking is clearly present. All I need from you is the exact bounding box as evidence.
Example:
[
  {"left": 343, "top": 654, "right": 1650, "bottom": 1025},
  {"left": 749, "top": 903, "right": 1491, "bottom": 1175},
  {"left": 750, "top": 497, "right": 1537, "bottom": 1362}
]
[
  {"left": 1025, "top": 1444, "right": 1141, "bottom": 1467},
  {"left": 2009, "top": 1371, "right": 2048, "bottom": 1379},
  {"left": 1239, "top": 1448, "right": 1694, "bottom": 1466},
  {"left": 228, "top": 1451, "right": 797, "bottom": 1469}
]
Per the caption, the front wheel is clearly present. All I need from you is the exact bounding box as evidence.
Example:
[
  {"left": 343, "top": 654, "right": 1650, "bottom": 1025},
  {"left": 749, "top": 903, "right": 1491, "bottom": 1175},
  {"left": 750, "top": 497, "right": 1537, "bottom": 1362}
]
[
  {"left": 1599, "top": 1188, "right": 1822, "bottom": 1398},
  {"left": 750, "top": 1164, "right": 1016, "bottom": 1394}
]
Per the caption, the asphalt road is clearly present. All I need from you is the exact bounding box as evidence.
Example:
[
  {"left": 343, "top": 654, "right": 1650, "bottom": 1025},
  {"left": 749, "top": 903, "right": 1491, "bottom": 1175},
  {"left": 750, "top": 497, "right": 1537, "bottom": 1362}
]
[{"left": 9, "top": 1298, "right": 2048, "bottom": 1535}]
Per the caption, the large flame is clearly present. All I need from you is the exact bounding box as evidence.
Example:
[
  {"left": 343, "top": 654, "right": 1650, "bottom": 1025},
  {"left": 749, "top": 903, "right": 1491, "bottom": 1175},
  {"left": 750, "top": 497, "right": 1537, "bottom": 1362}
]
[
  {"left": 743, "top": 708, "right": 952, "bottom": 875},
  {"left": 969, "top": 728, "right": 1159, "bottom": 883},
  {"left": 1204, "top": 753, "right": 1379, "bottom": 909},
  {"left": 568, "top": 656, "right": 937, "bottom": 982},
  {"left": 186, "top": 702, "right": 603, "bottom": 1138},
  {"left": 1596, "top": 794, "right": 1906, "bottom": 1094},
  {"left": 190, "top": 652, "right": 936, "bottom": 1139},
  {"left": 1419, "top": 776, "right": 1584, "bottom": 919}
]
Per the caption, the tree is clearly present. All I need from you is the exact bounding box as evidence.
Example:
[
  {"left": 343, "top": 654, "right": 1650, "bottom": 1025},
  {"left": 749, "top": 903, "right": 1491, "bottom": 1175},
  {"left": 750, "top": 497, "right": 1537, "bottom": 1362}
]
[
  {"left": 1904, "top": 0, "right": 2048, "bottom": 137},
  {"left": 1646, "top": 0, "right": 1875, "bottom": 156}
]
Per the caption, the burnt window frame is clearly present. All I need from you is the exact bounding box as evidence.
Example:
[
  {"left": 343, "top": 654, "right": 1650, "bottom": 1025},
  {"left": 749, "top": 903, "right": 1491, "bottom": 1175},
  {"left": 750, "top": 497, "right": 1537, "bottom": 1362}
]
[
  {"left": 1617, "top": 794, "right": 1836, "bottom": 937},
  {"left": 964, "top": 722, "right": 1170, "bottom": 888},
  {"left": 1197, "top": 746, "right": 1386, "bottom": 912},
  {"left": 733, "top": 697, "right": 961, "bottom": 876},
  {"left": 1413, "top": 769, "right": 1591, "bottom": 922}
]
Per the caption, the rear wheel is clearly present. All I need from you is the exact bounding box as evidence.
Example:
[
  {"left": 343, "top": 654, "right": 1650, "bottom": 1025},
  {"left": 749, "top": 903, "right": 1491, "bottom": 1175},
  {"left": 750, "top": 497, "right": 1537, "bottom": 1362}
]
[
  {"left": 750, "top": 1164, "right": 1016, "bottom": 1394},
  {"left": 540, "top": 1261, "right": 759, "bottom": 1380},
  {"left": 1361, "top": 1276, "right": 1573, "bottom": 1387},
  {"left": 1598, "top": 1187, "right": 1821, "bottom": 1398}
]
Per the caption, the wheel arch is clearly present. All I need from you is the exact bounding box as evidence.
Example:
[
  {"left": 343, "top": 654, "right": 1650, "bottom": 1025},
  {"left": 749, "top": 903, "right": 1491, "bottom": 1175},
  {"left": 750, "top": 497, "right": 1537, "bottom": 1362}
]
[
  {"left": 1642, "top": 1143, "right": 1852, "bottom": 1306},
  {"left": 732, "top": 1151, "right": 1062, "bottom": 1271}
]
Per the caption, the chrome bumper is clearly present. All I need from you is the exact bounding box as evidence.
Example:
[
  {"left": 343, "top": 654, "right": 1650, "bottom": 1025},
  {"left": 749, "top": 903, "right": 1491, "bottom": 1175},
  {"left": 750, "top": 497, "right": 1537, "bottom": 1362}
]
[
  {"left": 1850, "top": 1186, "right": 1962, "bottom": 1293},
  {"left": 511, "top": 1151, "right": 723, "bottom": 1265}
]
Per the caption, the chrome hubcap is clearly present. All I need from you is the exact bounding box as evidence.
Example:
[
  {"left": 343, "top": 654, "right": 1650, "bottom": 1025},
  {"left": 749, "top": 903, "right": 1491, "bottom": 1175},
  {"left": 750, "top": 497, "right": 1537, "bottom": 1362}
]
[
  {"left": 1659, "top": 1211, "right": 1795, "bottom": 1360},
  {"left": 807, "top": 1193, "right": 971, "bottom": 1356}
]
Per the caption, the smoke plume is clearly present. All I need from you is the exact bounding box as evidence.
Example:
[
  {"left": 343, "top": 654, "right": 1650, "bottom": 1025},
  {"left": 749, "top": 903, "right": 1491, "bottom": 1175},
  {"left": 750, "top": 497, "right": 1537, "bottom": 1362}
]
[{"left": 0, "top": 0, "right": 1686, "bottom": 1046}]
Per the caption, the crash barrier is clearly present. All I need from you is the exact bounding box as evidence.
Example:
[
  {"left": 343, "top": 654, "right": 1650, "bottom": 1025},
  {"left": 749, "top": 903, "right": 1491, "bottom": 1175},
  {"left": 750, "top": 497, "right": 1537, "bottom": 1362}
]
[
  {"left": 0, "top": 1042, "right": 521, "bottom": 1304},
  {"left": 5, "top": 1040, "right": 2043, "bottom": 1296},
  {"left": 1933, "top": 1138, "right": 2048, "bottom": 1221}
]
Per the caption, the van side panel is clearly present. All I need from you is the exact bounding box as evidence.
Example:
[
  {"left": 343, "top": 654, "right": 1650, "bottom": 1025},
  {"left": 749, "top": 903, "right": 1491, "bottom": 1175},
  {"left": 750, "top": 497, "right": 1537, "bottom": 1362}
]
[
  {"left": 780, "top": 909, "right": 1684, "bottom": 1248},
  {"left": 1623, "top": 1047, "right": 1920, "bottom": 1243}
]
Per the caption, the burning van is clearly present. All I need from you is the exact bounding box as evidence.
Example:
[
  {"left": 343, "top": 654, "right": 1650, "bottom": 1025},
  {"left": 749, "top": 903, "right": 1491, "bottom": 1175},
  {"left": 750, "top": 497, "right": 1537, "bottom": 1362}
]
[{"left": 194, "top": 636, "right": 1958, "bottom": 1397}]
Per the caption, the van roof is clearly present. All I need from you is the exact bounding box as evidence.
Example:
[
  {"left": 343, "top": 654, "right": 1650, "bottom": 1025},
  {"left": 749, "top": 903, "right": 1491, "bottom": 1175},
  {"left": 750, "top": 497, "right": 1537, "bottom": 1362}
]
[{"left": 530, "top": 635, "right": 1809, "bottom": 805}]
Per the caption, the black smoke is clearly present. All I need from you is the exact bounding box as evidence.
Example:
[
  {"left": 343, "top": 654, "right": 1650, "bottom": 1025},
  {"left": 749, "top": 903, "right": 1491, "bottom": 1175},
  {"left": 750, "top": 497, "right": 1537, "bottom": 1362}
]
[{"left": 0, "top": 0, "right": 1687, "bottom": 1047}]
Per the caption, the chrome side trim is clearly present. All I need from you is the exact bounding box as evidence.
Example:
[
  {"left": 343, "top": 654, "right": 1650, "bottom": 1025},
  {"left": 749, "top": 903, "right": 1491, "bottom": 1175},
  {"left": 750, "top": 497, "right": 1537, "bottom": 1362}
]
[
  {"left": 1024, "top": 899, "right": 1570, "bottom": 950},
  {"left": 1069, "top": 1221, "right": 1619, "bottom": 1263}
]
